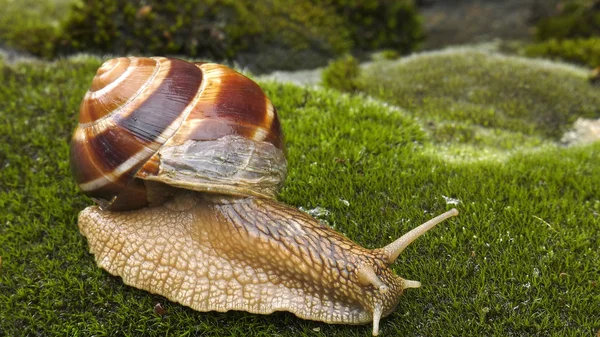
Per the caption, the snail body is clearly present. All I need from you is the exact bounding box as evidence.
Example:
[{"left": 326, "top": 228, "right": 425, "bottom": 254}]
[{"left": 71, "top": 57, "right": 458, "bottom": 336}]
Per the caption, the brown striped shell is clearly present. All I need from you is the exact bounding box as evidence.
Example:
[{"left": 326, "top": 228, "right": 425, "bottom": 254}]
[{"left": 70, "top": 57, "right": 286, "bottom": 211}]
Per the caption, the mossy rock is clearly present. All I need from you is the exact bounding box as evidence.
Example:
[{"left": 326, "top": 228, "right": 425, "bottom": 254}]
[
  {"left": 341, "top": 49, "right": 600, "bottom": 156},
  {"left": 1, "top": 54, "right": 599, "bottom": 336},
  {"left": 58, "top": 0, "right": 350, "bottom": 65},
  {"left": 523, "top": 37, "right": 600, "bottom": 68},
  {"left": 318, "top": 0, "right": 424, "bottom": 53},
  {"left": 0, "top": 0, "right": 424, "bottom": 72}
]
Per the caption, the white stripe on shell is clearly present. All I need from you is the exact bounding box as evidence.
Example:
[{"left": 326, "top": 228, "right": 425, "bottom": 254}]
[
  {"left": 78, "top": 145, "right": 157, "bottom": 192},
  {"left": 77, "top": 57, "right": 161, "bottom": 129},
  {"left": 254, "top": 100, "right": 275, "bottom": 142},
  {"left": 252, "top": 127, "right": 270, "bottom": 141},
  {"left": 78, "top": 58, "right": 210, "bottom": 192},
  {"left": 88, "top": 60, "right": 136, "bottom": 99}
]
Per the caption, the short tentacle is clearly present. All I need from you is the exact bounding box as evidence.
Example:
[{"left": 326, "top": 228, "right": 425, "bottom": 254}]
[
  {"left": 372, "top": 305, "right": 382, "bottom": 336},
  {"left": 357, "top": 264, "right": 389, "bottom": 294},
  {"left": 402, "top": 279, "right": 422, "bottom": 289}
]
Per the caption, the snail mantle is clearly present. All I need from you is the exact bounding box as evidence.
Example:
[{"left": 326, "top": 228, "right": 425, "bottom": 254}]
[{"left": 70, "top": 56, "right": 458, "bottom": 336}]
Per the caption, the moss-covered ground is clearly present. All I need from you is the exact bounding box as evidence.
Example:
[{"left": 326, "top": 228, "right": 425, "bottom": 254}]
[
  {"left": 0, "top": 0, "right": 76, "bottom": 58},
  {"left": 356, "top": 48, "right": 600, "bottom": 161},
  {"left": 0, "top": 52, "right": 598, "bottom": 336}
]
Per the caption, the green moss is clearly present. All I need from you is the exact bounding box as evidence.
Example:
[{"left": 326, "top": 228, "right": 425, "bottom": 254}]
[
  {"left": 55, "top": 0, "right": 354, "bottom": 72},
  {"left": 534, "top": 0, "right": 600, "bottom": 40},
  {"left": 59, "top": 0, "right": 263, "bottom": 59},
  {"left": 350, "top": 49, "right": 600, "bottom": 150},
  {"left": 380, "top": 49, "right": 401, "bottom": 60},
  {"left": 513, "top": 1, "right": 600, "bottom": 72},
  {"left": 0, "top": 0, "right": 77, "bottom": 58},
  {"left": 0, "top": 55, "right": 599, "bottom": 336},
  {"left": 318, "top": 0, "right": 424, "bottom": 53},
  {"left": 237, "top": 0, "right": 352, "bottom": 72},
  {"left": 524, "top": 37, "right": 600, "bottom": 68},
  {"left": 320, "top": 55, "right": 362, "bottom": 93},
  {"left": 0, "top": 0, "right": 423, "bottom": 70}
]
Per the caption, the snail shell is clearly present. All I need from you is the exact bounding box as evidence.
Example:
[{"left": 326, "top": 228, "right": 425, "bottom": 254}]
[
  {"left": 70, "top": 57, "right": 458, "bottom": 336},
  {"left": 70, "top": 57, "right": 285, "bottom": 210}
]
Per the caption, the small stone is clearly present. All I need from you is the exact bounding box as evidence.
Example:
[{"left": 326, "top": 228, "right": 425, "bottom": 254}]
[
  {"left": 561, "top": 118, "right": 600, "bottom": 146},
  {"left": 154, "top": 303, "right": 167, "bottom": 316}
]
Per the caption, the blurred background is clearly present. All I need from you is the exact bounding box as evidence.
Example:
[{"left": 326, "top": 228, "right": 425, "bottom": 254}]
[{"left": 0, "top": 0, "right": 598, "bottom": 74}]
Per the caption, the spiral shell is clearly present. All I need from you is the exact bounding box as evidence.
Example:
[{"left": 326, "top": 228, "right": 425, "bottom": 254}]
[{"left": 70, "top": 57, "right": 286, "bottom": 210}]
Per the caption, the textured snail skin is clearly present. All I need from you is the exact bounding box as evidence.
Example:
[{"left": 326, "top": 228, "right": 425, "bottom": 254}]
[
  {"left": 71, "top": 57, "right": 458, "bottom": 336},
  {"left": 78, "top": 190, "right": 458, "bottom": 335},
  {"left": 79, "top": 191, "right": 403, "bottom": 325}
]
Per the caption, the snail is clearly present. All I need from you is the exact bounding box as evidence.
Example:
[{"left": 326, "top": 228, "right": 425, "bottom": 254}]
[{"left": 70, "top": 57, "right": 458, "bottom": 336}]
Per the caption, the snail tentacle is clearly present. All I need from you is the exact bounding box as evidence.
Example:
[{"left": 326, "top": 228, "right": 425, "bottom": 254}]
[
  {"left": 357, "top": 264, "right": 389, "bottom": 294},
  {"left": 402, "top": 279, "right": 422, "bottom": 289},
  {"left": 372, "top": 304, "right": 382, "bottom": 336},
  {"left": 380, "top": 208, "right": 459, "bottom": 264}
]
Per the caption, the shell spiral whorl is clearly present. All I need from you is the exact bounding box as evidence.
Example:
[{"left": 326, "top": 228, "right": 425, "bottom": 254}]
[{"left": 70, "top": 57, "right": 286, "bottom": 211}]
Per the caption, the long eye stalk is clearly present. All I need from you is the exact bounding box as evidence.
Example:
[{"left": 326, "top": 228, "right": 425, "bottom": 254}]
[{"left": 381, "top": 209, "right": 459, "bottom": 264}]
